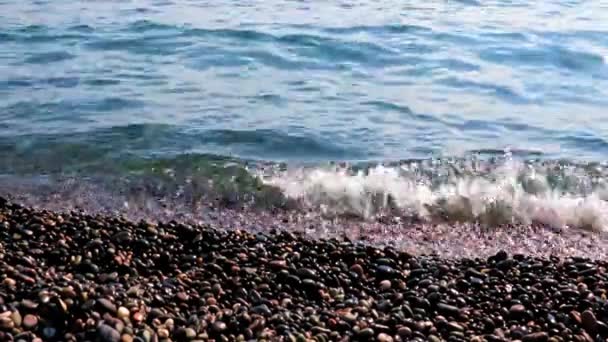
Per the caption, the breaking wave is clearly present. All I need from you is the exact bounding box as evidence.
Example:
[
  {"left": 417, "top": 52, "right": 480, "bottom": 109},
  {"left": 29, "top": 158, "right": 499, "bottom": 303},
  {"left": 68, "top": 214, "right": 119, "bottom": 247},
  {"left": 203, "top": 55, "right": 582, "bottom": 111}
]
[
  {"left": 261, "top": 157, "right": 608, "bottom": 232},
  {"left": 2, "top": 152, "right": 608, "bottom": 233}
]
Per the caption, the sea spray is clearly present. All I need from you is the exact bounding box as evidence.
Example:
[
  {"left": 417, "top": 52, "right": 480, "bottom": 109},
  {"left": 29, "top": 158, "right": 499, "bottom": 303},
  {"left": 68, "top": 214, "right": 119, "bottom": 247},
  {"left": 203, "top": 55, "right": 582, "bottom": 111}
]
[{"left": 261, "top": 158, "right": 608, "bottom": 231}]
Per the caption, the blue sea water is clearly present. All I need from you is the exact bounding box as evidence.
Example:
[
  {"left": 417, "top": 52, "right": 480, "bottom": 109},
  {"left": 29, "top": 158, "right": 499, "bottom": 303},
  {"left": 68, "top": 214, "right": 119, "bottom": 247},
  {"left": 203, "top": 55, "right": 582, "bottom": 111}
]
[
  {"left": 1, "top": 0, "right": 608, "bottom": 168},
  {"left": 3, "top": 0, "right": 608, "bottom": 229}
]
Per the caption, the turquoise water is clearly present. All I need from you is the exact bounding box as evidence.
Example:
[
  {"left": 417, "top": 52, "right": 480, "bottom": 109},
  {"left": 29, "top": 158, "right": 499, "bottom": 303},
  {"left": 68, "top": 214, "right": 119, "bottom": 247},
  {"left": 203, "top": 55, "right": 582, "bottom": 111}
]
[
  {"left": 2, "top": 1, "right": 608, "bottom": 229},
  {"left": 2, "top": 0, "right": 608, "bottom": 168}
]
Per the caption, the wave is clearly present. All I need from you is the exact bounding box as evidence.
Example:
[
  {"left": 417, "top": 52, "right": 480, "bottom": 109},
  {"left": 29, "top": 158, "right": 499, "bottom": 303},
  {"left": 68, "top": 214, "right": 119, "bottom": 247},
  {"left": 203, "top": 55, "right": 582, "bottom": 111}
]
[
  {"left": 260, "top": 158, "right": 608, "bottom": 232},
  {"left": 1, "top": 152, "right": 608, "bottom": 233}
]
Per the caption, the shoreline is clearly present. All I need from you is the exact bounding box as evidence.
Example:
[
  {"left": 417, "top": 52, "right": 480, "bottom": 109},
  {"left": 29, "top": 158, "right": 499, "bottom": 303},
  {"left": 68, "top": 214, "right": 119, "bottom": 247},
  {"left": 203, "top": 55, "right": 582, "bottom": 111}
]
[
  {"left": 1, "top": 197, "right": 608, "bottom": 341},
  {"left": 4, "top": 186, "right": 608, "bottom": 259}
]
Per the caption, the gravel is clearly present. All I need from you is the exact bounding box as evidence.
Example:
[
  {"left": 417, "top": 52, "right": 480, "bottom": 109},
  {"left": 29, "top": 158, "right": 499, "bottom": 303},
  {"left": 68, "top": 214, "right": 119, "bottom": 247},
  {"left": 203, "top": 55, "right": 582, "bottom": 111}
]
[{"left": 1, "top": 197, "right": 608, "bottom": 341}]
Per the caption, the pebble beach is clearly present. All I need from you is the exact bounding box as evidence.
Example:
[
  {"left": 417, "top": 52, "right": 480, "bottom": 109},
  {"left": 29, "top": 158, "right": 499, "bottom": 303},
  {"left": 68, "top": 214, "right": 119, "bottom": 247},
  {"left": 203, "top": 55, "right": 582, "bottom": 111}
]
[
  {"left": 3, "top": 0, "right": 608, "bottom": 341},
  {"left": 2, "top": 197, "right": 608, "bottom": 342}
]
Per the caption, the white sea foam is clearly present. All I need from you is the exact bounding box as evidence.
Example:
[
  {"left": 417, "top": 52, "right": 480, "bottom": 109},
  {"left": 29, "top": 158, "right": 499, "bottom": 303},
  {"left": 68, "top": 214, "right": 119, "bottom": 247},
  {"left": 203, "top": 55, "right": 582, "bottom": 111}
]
[{"left": 261, "top": 160, "right": 608, "bottom": 231}]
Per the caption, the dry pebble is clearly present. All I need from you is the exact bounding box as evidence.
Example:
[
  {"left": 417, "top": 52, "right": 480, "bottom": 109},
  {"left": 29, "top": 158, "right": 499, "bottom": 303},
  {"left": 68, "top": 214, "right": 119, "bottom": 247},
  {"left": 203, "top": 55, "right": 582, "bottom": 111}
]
[{"left": 1, "top": 197, "right": 608, "bottom": 341}]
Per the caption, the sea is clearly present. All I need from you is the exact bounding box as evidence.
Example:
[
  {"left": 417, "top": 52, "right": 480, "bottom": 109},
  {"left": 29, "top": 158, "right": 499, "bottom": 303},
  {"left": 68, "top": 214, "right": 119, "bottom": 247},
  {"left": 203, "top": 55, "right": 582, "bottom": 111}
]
[{"left": 2, "top": 0, "right": 608, "bottom": 236}]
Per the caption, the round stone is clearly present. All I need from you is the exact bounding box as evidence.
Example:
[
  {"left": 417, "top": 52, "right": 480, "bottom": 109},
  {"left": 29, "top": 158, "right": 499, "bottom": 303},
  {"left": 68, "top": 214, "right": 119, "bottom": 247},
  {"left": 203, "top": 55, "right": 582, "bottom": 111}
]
[
  {"left": 23, "top": 314, "right": 38, "bottom": 330},
  {"left": 43, "top": 327, "right": 57, "bottom": 339},
  {"left": 2, "top": 278, "right": 16, "bottom": 287},
  {"left": 117, "top": 307, "right": 130, "bottom": 319},
  {"left": 157, "top": 328, "right": 170, "bottom": 339},
  {"left": 379, "top": 280, "right": 392, "bottom": 291},
  {"left": 213, "top": 321, "right": 227, "bottom": 333},
  {"left": 397, "top": 326, "right": 412, "bottom": 338},
  {"left": 350, "top": 264, "right": 365, "bottom": 276}
]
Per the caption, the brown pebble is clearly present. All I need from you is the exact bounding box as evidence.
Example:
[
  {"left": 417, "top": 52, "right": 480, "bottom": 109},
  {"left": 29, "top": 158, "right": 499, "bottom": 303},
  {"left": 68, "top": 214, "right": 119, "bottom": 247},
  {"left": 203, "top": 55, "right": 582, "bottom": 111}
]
[
  {"left": 581, "top": 310, "right": 597, "bottom": 333},
  {"left": 350, "top": 264, "right": 365, "bottom": 276},
  {"left": 2, "top": 278, "right": 16, "bottom": 287},
  {"left": 11, "top": 310, "right": 22, "bottom": 327}
]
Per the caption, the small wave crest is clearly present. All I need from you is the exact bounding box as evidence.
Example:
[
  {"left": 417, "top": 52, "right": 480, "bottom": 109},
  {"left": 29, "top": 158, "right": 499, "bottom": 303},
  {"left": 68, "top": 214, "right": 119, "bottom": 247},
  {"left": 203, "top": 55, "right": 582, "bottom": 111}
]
[{"left": 261, "top": 158, "right": 608, "bottom": 231}]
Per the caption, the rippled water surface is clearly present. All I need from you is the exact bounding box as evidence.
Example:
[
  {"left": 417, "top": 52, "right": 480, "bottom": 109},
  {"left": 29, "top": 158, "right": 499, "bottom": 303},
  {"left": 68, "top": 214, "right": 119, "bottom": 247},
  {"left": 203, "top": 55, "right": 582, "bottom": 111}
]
[{"left": 2, "top": 0, "right": 608, "bottom": 163}]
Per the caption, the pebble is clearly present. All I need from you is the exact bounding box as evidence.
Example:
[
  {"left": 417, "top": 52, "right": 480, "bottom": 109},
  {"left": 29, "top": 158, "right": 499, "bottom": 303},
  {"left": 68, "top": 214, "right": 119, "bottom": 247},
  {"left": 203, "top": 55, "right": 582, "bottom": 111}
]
[
  {"left": 43, "top": 327, "right": 57, "bottom": 339},
  {"left": 0, "top": 317, "right": 14, "bottom": 329},
  {"left": 98, "top": 298, "right": 118, "bottom": 313},
  {"left": 350, "top": 264, "right": 365, "bottom": 276},
  {"left": 213, "top": 321, "right": 227, "bottom": 333},
  {"left": 437, "top": 303, "right": 460, "bottom": 317},
  {"left": 397, "top": 326, "right": 412, "bottom": 338},
  {"left": 0, "top": 199, "right": 607, "bottom": 342},
  {"left": 377, "top": 332, "right": 393, "bottom": 342},
  {"left": 22, "top": 314, "right": 38, "bottom": 330},
  {"left": 522, "top": 332, "right": 549, "bottom": 342},
  {"left": 581, "top": 310, "right": 597, "bottom": 333},
  {"left": 98, "top": 324, "right": 120, "bottom": 342},
  {"left": 184, "top": 328, "right": 197, "bottom": 339},
  {"left": 510, "top": 304, "right": 526, "bottom": 316},
  {"left": 252, "top": 304, "right": 272, "bottom": 316},
  {"left": 11, "top": 310, "right": 22, "bottom": 327},
  {"left": 379, "top": 280, "right": 391, "bottom": 291},
  {"left": 358, "top": 328, "right": 375, "bottom": 338},
  {"left": 376, "top": 265, "right": 396, "bottom": 278},
  {"left": 3, "top": 278, "right": 16, "bottom": 287},
  {"left": 118, "top": 306, "right": 130, "bottom": 319}
]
